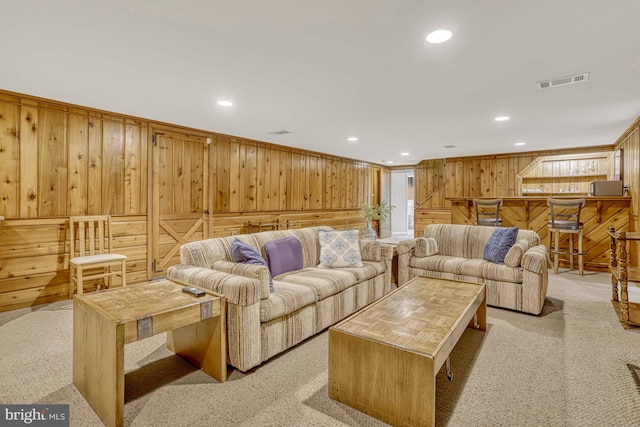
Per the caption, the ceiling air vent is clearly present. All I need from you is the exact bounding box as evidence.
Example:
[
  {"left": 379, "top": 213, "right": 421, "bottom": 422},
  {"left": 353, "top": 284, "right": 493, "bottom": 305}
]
[
  {"left": 443, "top": 145, "right": 457, "bottom": 149},
  {"left": 537, "top": 72, "right": 589, "bottom": 89},
  {"left": 268, "top": 130, "right": 291, "bottom": 135}
]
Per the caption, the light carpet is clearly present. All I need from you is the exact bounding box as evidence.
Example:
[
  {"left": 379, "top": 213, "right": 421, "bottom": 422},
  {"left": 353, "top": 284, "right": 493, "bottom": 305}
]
[{"left": 2, "top": 271, "right": 640, "bottom": 426}]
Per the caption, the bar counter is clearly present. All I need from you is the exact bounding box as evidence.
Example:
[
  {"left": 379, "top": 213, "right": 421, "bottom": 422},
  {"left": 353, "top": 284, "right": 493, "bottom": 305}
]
[{"left": 448, "top": 196, "right": 631, "bottom": 271}]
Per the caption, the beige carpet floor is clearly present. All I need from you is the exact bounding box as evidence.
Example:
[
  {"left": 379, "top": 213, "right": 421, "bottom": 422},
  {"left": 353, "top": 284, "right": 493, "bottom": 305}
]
[{"left": 2, "top": 271, "right": 640, "bottom": 426}]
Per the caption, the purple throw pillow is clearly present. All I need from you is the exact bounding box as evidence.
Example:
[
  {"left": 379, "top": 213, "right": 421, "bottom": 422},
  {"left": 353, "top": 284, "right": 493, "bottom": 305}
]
[
  {"left": 483, "top": 227, "right": 519, "bottom": 264},
  {"left": 265, "top": 236, "right": 304, "bottom": 277},
  {"left": 230, "top": 238, "right": 273, "bottom": 292}
]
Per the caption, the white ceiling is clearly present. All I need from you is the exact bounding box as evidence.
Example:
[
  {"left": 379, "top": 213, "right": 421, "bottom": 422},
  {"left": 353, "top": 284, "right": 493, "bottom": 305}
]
[{"left": 2, "top": 0, "right": 640, "bottom": 166}]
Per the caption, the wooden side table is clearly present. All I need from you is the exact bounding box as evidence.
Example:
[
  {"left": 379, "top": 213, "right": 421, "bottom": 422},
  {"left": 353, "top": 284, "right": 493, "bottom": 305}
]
[
  {"left": 609, "top": 226, "right": 640, "bottom": 328},
  {"left": 379, "top": 242, "right": 399, "bottom": 285},
  {"left": 73, "top": 279, "right": 226, "bottom": 427}
]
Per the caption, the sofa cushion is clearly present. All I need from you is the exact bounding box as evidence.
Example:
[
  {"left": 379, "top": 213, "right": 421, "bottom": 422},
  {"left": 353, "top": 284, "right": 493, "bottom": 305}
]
[
  {"left": 408, "top": 268, "right": 485, "bottom": 285},
  {"left": 317, "top": 229, "right": 363, "bottom": 268},
  {"left": 249, "top": 226, "right": 330, "bottom": 269},
  {"left": 277, "top": 268, "right": 354, "bottom": 300},
  {"left": 260, "top": 281, "right": 318, "bottom": 322},
  {"left": 483, "top": 227, "right": 519, "bottom": 264},
  {"left": 265, "top": 236, "right": 304, "bottom": 277},
  {"left": 409, "top": 255, "right": 485, "bottom": 278},
  {"left": 276, "top": 263, "right": 382, "bottom": 300},
  {"left": 504, "top": 239, "right": 530, "bottom": 267},
  {"left": 423, "top": 224, "right": 493, "bottom": 259},
  {"left": 409, "top": 255, "right": 523, "bottom": 284},
  {"left": 480, "top": 262, "right": 524, "bottom": 283},
  {"left": 231, "top": 238, "right": 273, "bottom": 292}
]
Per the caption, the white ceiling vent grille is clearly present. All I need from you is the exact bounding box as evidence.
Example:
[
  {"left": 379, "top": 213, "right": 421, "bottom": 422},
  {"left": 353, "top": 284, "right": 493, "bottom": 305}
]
[
  {"left": 268, "top": 130, "right": 291, "bottom": 135},
  {"left": 537, "top": 72, "right": 589, "bottom": 89}
]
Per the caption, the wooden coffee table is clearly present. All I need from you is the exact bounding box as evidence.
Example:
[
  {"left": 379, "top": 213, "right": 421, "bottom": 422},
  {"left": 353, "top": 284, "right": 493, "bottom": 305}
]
[
  {"left": 328, "top": 276, "right": 486, "bottom": 427},
  {"left": 73, "top": 279, "right": 226, "bottom": 427}
]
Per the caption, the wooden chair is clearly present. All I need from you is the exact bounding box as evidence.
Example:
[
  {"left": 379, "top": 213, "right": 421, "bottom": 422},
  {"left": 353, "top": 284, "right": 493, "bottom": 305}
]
[
  {"left": 547, "top": 198, "right": 585, "bottom": 275},
  {"left": 69, "top": 215, "right": 127, "bottom": 297},
  {"left": 473, "top": 198, "right": 503, "bottom": 227}
]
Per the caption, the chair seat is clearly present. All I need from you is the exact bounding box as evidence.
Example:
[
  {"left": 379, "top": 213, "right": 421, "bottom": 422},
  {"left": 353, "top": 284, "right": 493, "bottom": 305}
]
[
  {"left": 547, "top": 220, "right": 584, "bottom": 231},
  {"left": 477, "top": 219, "right": 503, "bottom": 226},
  {"left": 71, "top": 253, "right": 127, "bottom": 265}
]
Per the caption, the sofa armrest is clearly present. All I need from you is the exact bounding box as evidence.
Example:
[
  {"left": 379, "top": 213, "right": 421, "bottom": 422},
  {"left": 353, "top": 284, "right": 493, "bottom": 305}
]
[
  {"left": 396, "top": 239, "right": 416, "bottom": 286},
  {"left": 167, "top": 264, "right": 263, "bottom": 306},
  {"left": 522, "top": 245, "right": 548, "bottom": 274},
  {"left": 360, "top": 240, "right": 383, "bottom": 262},
  {"left": 520, "top": 245, "right": 549, "bottom": 315},
  {"left": 212, "top": 260, "right": 271, "bottom": 298},
  {"left": 415, "top": 237, "right": 438, "bottom": 257},
  {"left": 396, "top": 239, "right": 416, "bottom": 256}
]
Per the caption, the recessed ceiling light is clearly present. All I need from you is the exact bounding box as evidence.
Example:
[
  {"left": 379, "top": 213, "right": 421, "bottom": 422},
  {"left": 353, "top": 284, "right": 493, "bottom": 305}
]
[
  {"left": 401, "top": 152, "right": 410, "bottom": 156},
  {"left": 217, "top": 100, "right": 233, "bottom": 107},
  {"left": 348, "top": 137, "right": 358, "bottom": 142},
  {"left": 381, "top": 160, "right": 394, "bottom": 164},
  {"left": 494, "top": 116, "right": 510, "bottom": 122},
  {"left": 426, "top": 29, "right": 452, "bottom": 44},
  {"left": 514, "top": 142, "right": 526, "bottom": 146}
]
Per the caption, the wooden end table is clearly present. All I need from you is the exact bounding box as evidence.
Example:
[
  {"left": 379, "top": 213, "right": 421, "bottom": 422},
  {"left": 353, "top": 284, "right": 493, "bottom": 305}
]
[
  {"left": 73, "top": 279, "right": 226, "bottom": 427},
  {"left": 379, "top": 242, "right": 399, "bottom": 285}
]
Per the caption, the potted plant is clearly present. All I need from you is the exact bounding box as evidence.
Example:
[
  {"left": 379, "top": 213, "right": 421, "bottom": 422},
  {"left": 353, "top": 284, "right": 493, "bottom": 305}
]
[{"left": 361, "top": 201, "right": 394, "bottom": 240}]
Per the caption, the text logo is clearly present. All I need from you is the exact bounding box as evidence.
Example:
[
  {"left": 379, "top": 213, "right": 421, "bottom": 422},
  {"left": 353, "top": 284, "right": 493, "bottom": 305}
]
[{"left": 1, "top": 405, "right": 69, "bottom": 426}]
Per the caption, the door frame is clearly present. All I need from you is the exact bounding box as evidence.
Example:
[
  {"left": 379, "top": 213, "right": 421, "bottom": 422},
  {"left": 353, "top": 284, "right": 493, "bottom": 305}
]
[{"left": 147, "top": 125, "right": 213, "bottom": 278}]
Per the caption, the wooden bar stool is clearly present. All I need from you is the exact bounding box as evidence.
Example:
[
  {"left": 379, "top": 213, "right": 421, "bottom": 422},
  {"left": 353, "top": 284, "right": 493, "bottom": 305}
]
[
  {"left": 473, "top": 198, "right": 503, "bottom": 227},
  {"left": 547, "top": 198, "right": 585, "bottom": 275}
]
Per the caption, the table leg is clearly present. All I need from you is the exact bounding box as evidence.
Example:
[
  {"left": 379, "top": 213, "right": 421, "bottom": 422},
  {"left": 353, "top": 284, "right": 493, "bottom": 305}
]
[
  {"left": 73, "top": 298, "right": 124, "bottom": 427},
  {"left": 476, "top": 296, "right": 487, "bottom": 331},
  {"left": 468, "top": 295, "right": 487, "bottom": 331},
  {"left": 167, "top": 310, "right": 227, "bottom": 383}
]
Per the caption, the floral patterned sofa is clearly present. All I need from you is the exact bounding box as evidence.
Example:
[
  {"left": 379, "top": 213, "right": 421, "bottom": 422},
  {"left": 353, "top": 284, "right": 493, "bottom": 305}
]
[{"left": 167, "top": 226, "right": 393, "bottom": 372}]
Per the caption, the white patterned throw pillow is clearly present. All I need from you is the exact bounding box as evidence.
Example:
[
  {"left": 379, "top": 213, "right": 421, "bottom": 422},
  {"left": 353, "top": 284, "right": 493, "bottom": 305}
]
[{"left": 317, "top": 229, "right": 364, "bottom": 268}]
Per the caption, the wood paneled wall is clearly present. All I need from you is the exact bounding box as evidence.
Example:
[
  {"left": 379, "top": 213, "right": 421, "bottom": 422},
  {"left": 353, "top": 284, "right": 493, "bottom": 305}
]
[
  {"left": 414, "top": 146, "right": 617, "bottom": 233},
  {"left": 0, "top": 94, "right": 148, "bottom": 217},
  {"left": 0, "top": 90, "right": 383, "bottom": 312},
  {"left": 210, "top": 135, "right": 375, "bottom": 212}
]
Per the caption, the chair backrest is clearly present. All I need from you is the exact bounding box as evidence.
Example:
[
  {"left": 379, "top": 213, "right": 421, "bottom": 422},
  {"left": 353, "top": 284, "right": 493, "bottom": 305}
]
[
  {"left": 70, "top": 215, "right": 114, "bottom": 257},
  {"left": 547, "top": 198, "right": 585, "bottom": 230},
  {"left": 473, "top": 198, "right": 503, "bottom": 225}
]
